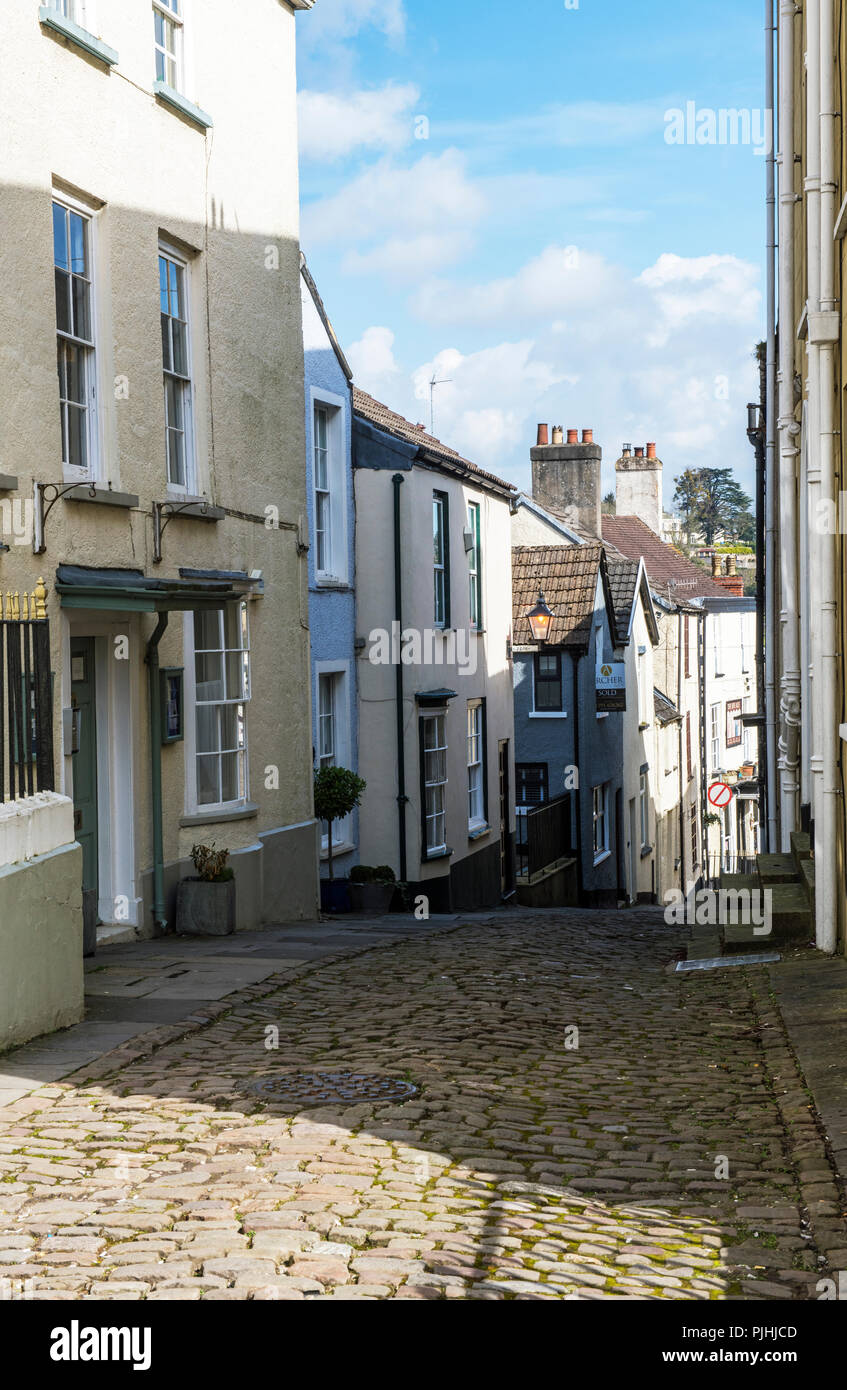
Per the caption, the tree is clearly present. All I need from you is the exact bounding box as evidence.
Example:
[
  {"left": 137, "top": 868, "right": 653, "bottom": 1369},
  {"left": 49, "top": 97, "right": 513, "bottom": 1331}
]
[
  {"left": 314, "top": 766, "right": 366, "bottom": 880},
  {"left": 672, "top": 467, "right": 754, "bottom": 545},
  {"left": 601, "top": 491, "right": 616, "bottom": 515},
  {"left": 672, "top": 470, "right": 703, "bottom": 542}
]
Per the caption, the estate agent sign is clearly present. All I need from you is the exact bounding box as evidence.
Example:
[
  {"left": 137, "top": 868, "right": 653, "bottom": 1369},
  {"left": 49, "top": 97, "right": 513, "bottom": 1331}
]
[{"left": 596, "top": 662, "right": 626, "bottom": 713}]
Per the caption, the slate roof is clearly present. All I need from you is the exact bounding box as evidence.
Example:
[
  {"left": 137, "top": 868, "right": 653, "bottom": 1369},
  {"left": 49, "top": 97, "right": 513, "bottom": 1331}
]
[
  {"left": 602, "top": 515, "right": 727, "bottom": 600},
  {"left": 605, "top": 554, "right": 640, "bottom": 645},
  {"left": 353, "top": 388, "right": 516, "bottom": 493},
  {"left": 512, "top": 543, "right": 606, "bottom": 649},
  {"left": 654, "top": 688, "right": 682, "bottom": 726}
]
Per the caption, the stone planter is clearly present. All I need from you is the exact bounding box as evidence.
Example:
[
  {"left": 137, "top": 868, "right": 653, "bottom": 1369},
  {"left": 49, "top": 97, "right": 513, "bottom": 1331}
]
[
  {"left": 175, "top": 876, "right": 236, "bottom": 936},
  {"left": 349, "top": 882, "right": 396, "bottom": 915},
  {"left": 320, "top": 878, "right": 351, "bottom": 914}
]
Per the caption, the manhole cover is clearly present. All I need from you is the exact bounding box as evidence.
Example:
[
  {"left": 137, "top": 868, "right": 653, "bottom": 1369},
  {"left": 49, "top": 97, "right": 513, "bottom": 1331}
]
[{"left": 242, "top": 1070, "right": 419, "bottom": 1107}]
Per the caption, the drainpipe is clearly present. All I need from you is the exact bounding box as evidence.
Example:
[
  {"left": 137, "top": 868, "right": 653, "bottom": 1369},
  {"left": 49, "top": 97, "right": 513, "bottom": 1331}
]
[
  {"left": 765, "top": 0, "right": 779, "bottom": 852},
  {"left": 145, "top": 612, "right": 169, "bottom": 933},
  {"left": 806, "top": 0, "right": 823, "bottom": 846},
  {"left": 776, "top": 0, "right": 802, "bottom": 849},
  {"left": 699, "top": 610, "right": 708, "bottom": 884},
  {"left": 392, "top": 474, "right": 408, "bottom": 883},
  {"left": 677, "top": 609, "right": 686, "bottom": 898},
  {"left": 816, "top": 0, "right": 838, "bottom": 953},
  {"left": 572, "top": 654, "right": 583, "bottom": 902}
]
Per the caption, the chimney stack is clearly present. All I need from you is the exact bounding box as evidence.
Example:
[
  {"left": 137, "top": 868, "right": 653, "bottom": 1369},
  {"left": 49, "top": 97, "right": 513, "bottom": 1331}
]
[
  {"left": 713, "top": 554, "right": 745, "bottom": 597},
  {"left": 530, "top": 424, "right": 602, "bottom": 538},
  {"left": 615, "top": 440, "right": 663, "bottom": 537}
]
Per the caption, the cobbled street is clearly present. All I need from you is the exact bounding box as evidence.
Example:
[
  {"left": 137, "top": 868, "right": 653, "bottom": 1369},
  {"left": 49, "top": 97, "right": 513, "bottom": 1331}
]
[{"left": 1, "top": 909, "right": 846, "bottom": 1302}]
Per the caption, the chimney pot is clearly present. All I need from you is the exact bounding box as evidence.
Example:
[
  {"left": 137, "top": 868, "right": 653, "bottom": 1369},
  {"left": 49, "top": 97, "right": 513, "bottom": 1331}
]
[
  {"left": 635, "top": 446, "right": 644, "bottom": 458},
  {"left": 726, "top": 554, "right": 737, "bottom": 576},
  {"left": 646, "top": 442, "right": 657, "bottom": 459},
  {"left": 582, "top": 429, "right": 594, "bottom": 444},
  {"left": 565, "top": 428, "right": 578, "bottom": 444},
  {"left": 536, "top": 423, "right": 549, "bottom": 446},
  {"left": 552, "top": 425, "right": 564, "bottom": 445},
  {"left": 711, "top": 553, "right": 721, "bottom": 578},
  {"left": 622, "top": 443, "right": 632, "bottom": 455}
]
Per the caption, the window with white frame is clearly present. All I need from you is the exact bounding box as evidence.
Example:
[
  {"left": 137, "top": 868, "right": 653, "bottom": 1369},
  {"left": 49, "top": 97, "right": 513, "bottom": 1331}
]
[
  {"left": 153, "top": 0, "right": 184, "bottom": 90},
  {"left": 433, "top": 493, "right": 449, "bottom": 628},
  {"left": 593, "top": 782, "right": 609, "bottom": 860},
  {"left": 192, "top": 603, "right": 250, "bottom": 808},
  {"left": 160, "top": 246, "right": 194, "bottom": 490},
  {"left": 53, "top": 197, "right": 97, "bottom": 476},
  {"left": 314, "top": 405, "right": 332, "bottom": 575},
  {"left": 47, "top": 0, "right": 84, "bottom": 20},
  {"left": 422, "top": 712, "right": 447, "bottom": 854},
  {"left": 638, "top": 647, "right": 649, "bottom": 727},
  {"left": 317, "top": 669, "right": 351, "bottom": 848},
  {"left": 467, "top": 700, "right": 485, "bottom": 829},
  {"left": 639, "top": 770, "right": 649, "bottom": 848},
  {"left": 710, "top": 702, "right": 720, "bottom": 772},
  {"left": 467, "top": 500, "right": 482, "bottom": 630}
]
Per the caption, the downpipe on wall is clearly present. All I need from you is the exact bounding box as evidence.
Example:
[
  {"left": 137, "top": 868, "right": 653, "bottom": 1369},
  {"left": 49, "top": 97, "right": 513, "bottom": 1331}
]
[
  {"left": 765, "top": 0, "right": 779, "bottom": 853},
  {"left": 145, "top": 612, "right": 169, "bottom": 934}
]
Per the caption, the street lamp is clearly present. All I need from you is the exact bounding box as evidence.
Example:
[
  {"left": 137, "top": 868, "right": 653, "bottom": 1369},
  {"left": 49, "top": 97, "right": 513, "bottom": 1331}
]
[{"left": 526, "top": 590, "right": 554, "bottom": 643}]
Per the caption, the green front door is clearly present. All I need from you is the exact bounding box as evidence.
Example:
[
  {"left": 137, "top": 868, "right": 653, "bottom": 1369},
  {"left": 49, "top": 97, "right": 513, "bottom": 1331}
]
[{"left": 71, "top": 637, "right": 98, "bottom": 956}]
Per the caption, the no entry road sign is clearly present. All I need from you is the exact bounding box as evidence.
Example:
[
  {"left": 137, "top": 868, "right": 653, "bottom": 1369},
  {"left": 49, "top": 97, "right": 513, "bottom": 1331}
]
[{"left": 708, "top": 781, "right": 734, "bottom": 809}]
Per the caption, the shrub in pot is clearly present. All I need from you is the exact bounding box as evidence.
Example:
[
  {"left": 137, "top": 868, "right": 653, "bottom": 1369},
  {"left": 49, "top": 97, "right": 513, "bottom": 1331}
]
[
  {"left": 314, "top": 765, "right": 366, "bottom": 914},
  {"left": 175, "top": 843, "right": 235, "bottom": 936},
  {"left": 349, "top": 864, "right": 397, "bottom": 915}
]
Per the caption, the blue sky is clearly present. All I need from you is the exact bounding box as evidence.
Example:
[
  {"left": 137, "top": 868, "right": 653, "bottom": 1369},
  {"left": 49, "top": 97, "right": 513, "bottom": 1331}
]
[{"left": 296, "top": 0, "right": 767, "bottom": 504}]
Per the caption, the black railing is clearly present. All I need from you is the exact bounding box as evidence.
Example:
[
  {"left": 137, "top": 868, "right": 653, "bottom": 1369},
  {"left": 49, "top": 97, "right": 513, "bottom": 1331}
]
[
  {"left": 516, "top": 793, "right": 574, "bottom": 880},
  {"left": 0, "top": 581, "right": 54, "bottom": 803},
  {"left": 706, "top": 852, "right": 758, "bottom": 883}
]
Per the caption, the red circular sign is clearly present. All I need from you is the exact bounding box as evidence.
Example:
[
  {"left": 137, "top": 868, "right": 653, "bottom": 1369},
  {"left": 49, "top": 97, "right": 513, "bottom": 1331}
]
[{"left": 708, "top": 781, "right": 734, "bottom": 809}]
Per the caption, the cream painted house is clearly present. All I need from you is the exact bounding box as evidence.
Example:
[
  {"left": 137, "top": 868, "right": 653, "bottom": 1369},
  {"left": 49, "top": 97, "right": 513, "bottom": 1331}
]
[
  {"left": 352, "top": 391, "right": 517, "bottom": 911},
  {"left": 0, "top": 0, "right": 318, "bottom": 950}
]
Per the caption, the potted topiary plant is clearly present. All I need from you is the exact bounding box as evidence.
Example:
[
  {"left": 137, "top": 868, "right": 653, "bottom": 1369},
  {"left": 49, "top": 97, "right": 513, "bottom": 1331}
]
[
  {"left": 175, "top": 843, "right": 236, "bottom": 936},
  {"left": 349, "top": 864, "right": 397, "bottom": 915},
  {"left": 314, "top": 765, "right": 366, "bottom": 913}
]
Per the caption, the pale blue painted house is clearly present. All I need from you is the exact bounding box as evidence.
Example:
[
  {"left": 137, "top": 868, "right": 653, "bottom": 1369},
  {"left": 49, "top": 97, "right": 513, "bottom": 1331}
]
[{"left": 300, "top": 258, "right": 359, "bottom": 880}]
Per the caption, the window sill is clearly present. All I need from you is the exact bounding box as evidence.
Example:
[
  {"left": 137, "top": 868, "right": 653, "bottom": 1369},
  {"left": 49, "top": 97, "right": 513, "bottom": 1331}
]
[
  {"left": 315, "top": 577, "right": 351, "bottom": 591},
  {"left": 39, "top": 8, "right": 118, "bottom": 66},
  {"left": 596, "top": 712, "right": 609, "bottom": 721},
  {"left": 320, "top": 840, "right": 355, "bottom": 861},
  {"left": 180, "top": 802, "right": 259, "bottom": 827},
  {"left": 593, "top": 849, "right": 611, "bottom": 866},
  {"left": 0, "top": 475, "right": 17, "bottom": 491},
  {"left": 529, "top": 710, "right": 567, "bottom": 719},
  {"left": 424, "top": 846, "right": 453, "bottom": 862},
  {"left": 64, "top": 485, "right": 139, "bottom": 510},
  {"left": 468, "top": 822, "right": 490, "bottom": 841},
  {"left": 153, "top": 81, "right": 213, "bottom": 130}
]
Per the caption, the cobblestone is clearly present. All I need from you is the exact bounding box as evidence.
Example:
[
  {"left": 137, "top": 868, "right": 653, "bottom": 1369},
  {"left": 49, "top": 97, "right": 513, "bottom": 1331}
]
[{"left": 0, "top": 909, "right": 845, "bottom": 1300}]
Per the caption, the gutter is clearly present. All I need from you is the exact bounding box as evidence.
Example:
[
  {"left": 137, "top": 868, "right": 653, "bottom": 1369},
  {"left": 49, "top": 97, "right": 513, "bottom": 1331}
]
[
  {"left": 392, "top": 474, "right": 408, "bottom": 882},
  {"left": 145, "top": 613, "right": 169, "bottom": 933},
  {"left": 776, "top": 0, "right": 802, "bottom": 848}
]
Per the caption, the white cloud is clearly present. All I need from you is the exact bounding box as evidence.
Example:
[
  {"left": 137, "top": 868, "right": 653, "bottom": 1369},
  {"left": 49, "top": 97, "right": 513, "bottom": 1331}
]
[
  {"left": 298, "top": 85, "right": 419, "bottom": 161},
  {"left": 301, "top": 151, "right": 486, "bottom": 273},
  {"left": 347, "top": 326, "right": 401, "bottom": 397},
  {"left": 300, "top": 0, "right": 405, "bottom": 42},
  {"left": 366, "top": 248, "right": 761, "bottom": 498}
]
